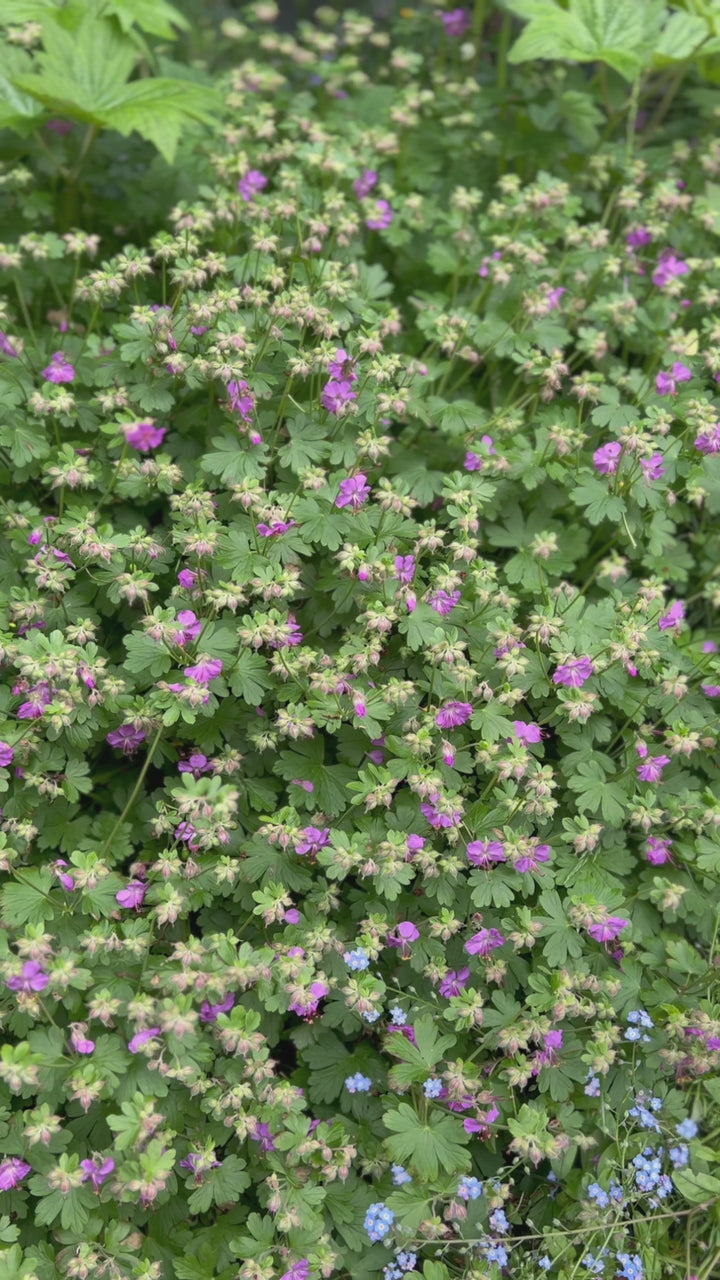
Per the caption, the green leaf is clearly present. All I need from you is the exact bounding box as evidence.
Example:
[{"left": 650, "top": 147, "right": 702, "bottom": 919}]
[
  {"left": 0, "top": 870, "right": 55, "bottom": 926},
  {"left": 397, "top": 604, "right": 444, "bottom": 652},
  {"left": 106, "top": 0, "right": 189, "bottom": 37},
  {"left": 13, "top": 14, "right": 136, "bottom": 123},
  {"left": 122, "top": 632, "right": 172, "bottom": 680},
  {"left": 229, "top": 651, "right": 273, "bottom": 706},
  {"left": 104, "top": 78, "right": 220, "bottom": 164},
  {"left": 653, "top": 10, "right": 710, "bottom": 63},
  {"left": 507, "top": 0, "right": 663, "bottom": 80},
  {"left": 571, "top": 476, "right": 626, "bottom": 525},
  {"left": 672, "top": 1168, "right": 720, "bottom": 1203},
  {"left": 0, "top": 420, "right": 50, "bottom": 469},
  {"left": 301, "top": 1033, "right": 351, "bottom": 1103},
  {"left": 566, "top": 760, "right": 627, "bottom": 823},
  {"left": 383, "top": 1103, "right": 470, "bottom": 1179},
  {"left": 186, "top": 1157, "right": 250, "bottom": 1214}
]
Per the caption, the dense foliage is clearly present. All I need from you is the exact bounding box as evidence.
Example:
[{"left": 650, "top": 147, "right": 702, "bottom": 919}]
[{"left": 0, "top": 4, "right": 719, "bottom": 1280}]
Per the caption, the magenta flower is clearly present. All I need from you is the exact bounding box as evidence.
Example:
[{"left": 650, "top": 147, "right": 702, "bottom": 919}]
[
  {"left": 406, "top": 833, "right": 425, "bottom": 858},
  {"left": 656, "top": 363, "right": 691, "bottom": 396},
  {"left": 178, "top": 569, "right": 197, "bottom": 589},
  {"left": 354, "top": 170, "right": 378, "bottom": 198},
  {"left": 439, "top": 967, "right": 470, "bottom": 997},
  {"left": 238, "top": 169, "right": 267, "bottom": 201},
  {"left": 328, "top": 349, "right": 358, "bottom": 382},
  {"left": 436, "top": 701, "right": 472, "bottom": 729},
  {"left": 271, "top": 615, "right": 304, "bottom": 649},
  {"left": 593, "top": 441, "right": 622, "bottom": 475},
  {"left": 107, "top": 724, "right": 146, "bottom": 754},
  {"left": 467, "top": 840, "right": 506, "bottom": 868},
  {"left": 128, "top": 1027, "right": 160, "bottom": 1054},
  {"left": 658, "top": 600, "right": 685, "bottom": 632},
  {"left": 17, "top": 682, "right": 52, "bottom": 719},
  {"left": 295, "top": 826, "right": 331, "bottom": 858},
  {"left": 69, "top": 1025, "right": 95, "bottom": 1054},
  {"left": 250, "top": 1122, "right": 276, "bottom": 1152},
  {"left": 702, "top": 683, "right": 720, "bottom": 697},
  {"left": 53, "top": 859, "right": 75, "bottom": 891},
  {"left": 637, "top": 755, "right": 671, "bottom": 783},
  {"left": 80, "top": 1156, "right": 114, "bottom": 1190},
  {"left": 366, "top": 199, "right": 393, "bottom": 230},
  {"left": 0, "top": 1158, "right": 31, "bottom": 1190},
  {"left": 0, "top": 741, "right": 14, "bottom": 767},
  {"left": 513, "top": 721, "right": 541, "bottom": 744},
  {"left": 322, "top": 378, "right": 357, "bottom": 413},
  {"left": 116, "top": 880, "right": 146, "bottom": 910},
  {"left": 6, "top": 961, "right": 49, "bottom": 993},
  {"left": 200, "top": 992, "right": 236, "bottom": 1023},
  {"left": 289, "top": 981, "right": 328, "bottom": 1020},
  {"left": 464, "top": 436, "right": 496, "bottom": 472},
  {"left": 42, "top": 351, "right": 75, "bottom": 383},
  {"left": 387, "top": 921, "right": 420, "bottom": 957},
  {"left": 553, "top": 656, "right": 595, "bottom": 688},
  {"left": 640, "top": 452, "right": 665, "bottom": 481},
  {"left": 123, "top": 420, "right": 166, "bottom": 452},
  {"left": 395, "top": 554, "right": 416, "bottom": 583},
  {"left": 428, "top": 589, "right": 461, "bottom": 615},
  {"left": 179, "top": 752, "right": 212, "bottom": 777},
  {"left": 652, "top": 249, "right": 689, "bottom": 287},
  {"left": 184, "top": 657, "right": 223, "bottom": 682},
  {"left": 646, "top": 835, "right": 673, "bottom": 866},
  {"left": 695, "top": 423, "right": 720, "bottom": 454},
  {"left": 280, "top": 1261, "right": 310, "bottom": 1280},
  {"left": 627, "top": 227, "right": 652, "bottom": 249},
  {"left": 228, "top": 379, "right": 255, "bottom": 422},
  {"left": 421, "top": 796, "right": 462, "bottom": 828},
  {"left": 587, "top": 917, "right": 628, "bottom": 943},
  {"left": 442, "top": 7, "right": 470, "bottom": 36},
  {"left": 335, "top": 474, "right": 371, "bottom": 510},
  {"left": 176, "top": 609, "right": 203, "bottom": 645},
  {"left": 258, "top": 519, "right": 296, "bottom": 537},
  {"left": 466, "top": 928, "right": 505, "bottom": 956},
  {"left": 515, "top": 845, "right": 551, "bottom": 874}
]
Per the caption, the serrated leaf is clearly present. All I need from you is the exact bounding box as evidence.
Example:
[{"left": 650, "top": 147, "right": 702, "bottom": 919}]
[
  {"left": 104, "top": 78, "right": 220, "bottom": 163},
  {"left": 0, "top": 871, "right": 55, "bottom": 926},
  {"left": 383, "top": 1104, "right": 470, "bottom": 1179}
]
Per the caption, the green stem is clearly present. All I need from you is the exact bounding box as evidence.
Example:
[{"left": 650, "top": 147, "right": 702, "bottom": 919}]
[{"left": 100, "top": 726, "right": 163, "bottom": 859}]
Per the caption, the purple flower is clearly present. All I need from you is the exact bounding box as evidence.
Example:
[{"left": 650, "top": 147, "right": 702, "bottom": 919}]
[
  {"left": 107, "top": 724, "right": 146, "bottom": 754},
  {"left": 428, "top": 589, "right": 461, "bottom": 615},
  {"left": 436, "top": 701, "right": 472, "bottom": 729},
  {"left": 546, "top": 286, "right": 566, "bottom": 311},
  {"left": 702, "top": 683, "right": 720, "bottom": 697},
  {"left": 179, "top": 752, "right": 212, "bottom": 777},
  {"left": 366, "top": 199, "right": 393, "bottom": 230},
  {"left": 178, "top": 569, "right": 197, "bottom": 589},
  {"left": 442, "top": 7, "right": 470, "bottom": 36},
  {"left": 587, "top": 917, "right": 628, "bottom": 943},
  {"left": 653, "top": 250, "right": 689, "bottom": 287},
  {"left": 17, "top": 682, "right": 52, "bottom": 719},
  {"left": 295, "top": 826, "right": 331, "bottom": 858},
  {"left": 322, "top": 378, "right": 357, "bottom": 413},
  {"left": 280, "top": 1262, "right": 310, "bottom": 1280},
  {"left": 250, "top": 1121, "right": 276, "bottom": 1152},
  {"left": 395, "top": 554, "right": 416, "bottom": 583},
  {"left": 0, "top": 741, "right": 14, "bottom": 767},
  {"left": 553, "top": 656, "right": 595, "bottom": 688},
  {"left": 42, "top": 352, "right": 75, "bottom": 383},
  {"left": 695, "top": 423, "right": 720, "bottom": 454},
  {"left": 238, "top": 169, "right": 267, "bottom": 201},
  {"left": 515, "top": 844, "right": 551, "bottom": 874},
  {"left": 513, "top": 720, "right": 541, "bottom": 744},
  {"left": 116, "top": 880, "right": 146, "bottom": 910},
  {"left": 467, "top": 840, "right": 506, "bottom": 868},
  {"left": 646, "top": 836, "right": 673, "bottom": 866},
  {"left": 80, "top": 1156, "right": 114, "bottom": 1189},
  {"left": 0, "top": 332, "right": 18, "bottom": 357},
  {"left": 53, "top": 859, "right": 75, "bottom": 891},
  {"left": 6, "top": 961, "right": 49, "bottom": 993},
  {"left": 184, "top": 657, "right": 223, "bottom": 683},
  {"left": 123, "top": 421, "right": 166, "bottom": 452},
  {"left": 200, "top": 992, "right": 235, "bottom": 1022},
  {"left": 387, "top": 921, "right": 420, "bottom": 958},
  {"left": 640, "top": 452, "right": 665, "bottom": 481},
  {"left": 465, "top": 928, "right": 505, "bottom": 956},
  {"left": 421, "top": 796, "right": 462, "bottom": 828},
  {"left": 176, "top": 609, "right": 203, "bottom": 645},
  {"left": 637, "top": 755, "right": 671, "bottom": 783},
  {"left": 128, "top": 1027, "right": 160, "bottom": 1054},
  {"left": 656, "top": 363, "right": 691, "bottom": 396},
  {"left": 228, "top": 379, "right": 255, "bottom": 422},
  {"left": 0, "top": 1158, "right": 31, "bottom": 1190},
  {"left": 659, "top": 600, "right": 685, "bottom": 632},
  {"left": 328, "top": 349, "right": 358, "bottom": 382},
  {"left": 627, "top": 227, "right": 652, "bottom": 249},
  {"left": 354, "top": 170, "right": 378, "bottom": 198},
  {"left": 593, "top": 441, "right": 622, "bottom": 475},
  {"left": 439, "top": 967, "right": 470, "bottom": 997},
  {"left": 335, "top": 474, "right": 370, "bottom": 510}
]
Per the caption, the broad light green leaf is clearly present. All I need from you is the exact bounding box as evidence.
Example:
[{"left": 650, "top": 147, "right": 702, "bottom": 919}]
[
  {"left": 106, "top": 0, "right": 189, "bottom": 37},
  {"left": 383, "top": 1104, "right": 470, "bottom": 1179},
  {"left": 653, "top": 10, "right": 710, "bottom": 63},
  {"left": 105, "top": 78, "right": 221, "bottom": 164}
]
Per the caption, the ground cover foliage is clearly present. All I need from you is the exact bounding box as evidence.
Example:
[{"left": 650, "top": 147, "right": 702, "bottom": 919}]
[{"left": 0, "top": 3, "right": 719, "bottom": 1280}]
